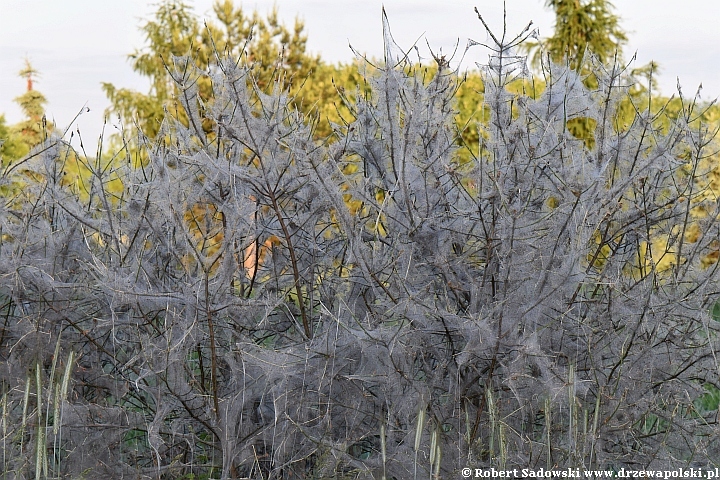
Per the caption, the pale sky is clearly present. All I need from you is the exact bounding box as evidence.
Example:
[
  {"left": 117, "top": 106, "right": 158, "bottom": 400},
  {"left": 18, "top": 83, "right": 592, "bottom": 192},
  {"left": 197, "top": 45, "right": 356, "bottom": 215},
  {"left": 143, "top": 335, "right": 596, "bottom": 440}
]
[{"left": 1, "top": 0, "right": 718, "bottom": 149}]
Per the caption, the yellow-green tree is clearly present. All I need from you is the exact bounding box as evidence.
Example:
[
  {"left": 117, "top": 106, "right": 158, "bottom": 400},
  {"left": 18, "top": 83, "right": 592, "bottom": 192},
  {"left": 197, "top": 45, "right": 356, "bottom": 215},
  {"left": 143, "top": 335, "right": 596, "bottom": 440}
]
[
  {"left": 0, "top": 115, "right": 25, "bottom": 164},
  {"left": 103, "top": 0, "right": 324, "bottom": 140}
]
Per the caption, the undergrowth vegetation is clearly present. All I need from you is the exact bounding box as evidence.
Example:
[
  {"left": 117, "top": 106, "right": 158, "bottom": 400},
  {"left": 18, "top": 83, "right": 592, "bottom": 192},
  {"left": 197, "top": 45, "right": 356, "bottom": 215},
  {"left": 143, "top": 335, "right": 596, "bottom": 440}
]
[{"left": 2, "top": 8, "right": 720, "bottom": 480}]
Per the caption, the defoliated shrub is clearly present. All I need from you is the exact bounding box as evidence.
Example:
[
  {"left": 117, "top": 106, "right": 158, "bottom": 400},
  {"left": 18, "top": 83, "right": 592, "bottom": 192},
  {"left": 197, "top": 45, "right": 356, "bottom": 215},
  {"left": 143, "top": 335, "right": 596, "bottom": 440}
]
[{"left": 1, "top": 9, "right": 720, "bottom": 479}]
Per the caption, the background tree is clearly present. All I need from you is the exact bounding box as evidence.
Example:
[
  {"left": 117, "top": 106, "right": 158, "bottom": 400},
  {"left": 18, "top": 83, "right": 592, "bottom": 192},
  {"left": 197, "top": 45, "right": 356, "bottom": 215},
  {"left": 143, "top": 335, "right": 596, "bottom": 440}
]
[
  {"left": 532, "top": 0, "right": 626, "bottom": 70},
  {"left": 0, "top": 60, "right": 54, "bottom": 163},
  {"left": 102, "top": 0, "right": 323, "bottom": 140},
  {"left": 519, "top": 1, "right": 628, "bottom": 147},
  {"left": 0, "top": 115, "right": 24, "bottom": 164}
]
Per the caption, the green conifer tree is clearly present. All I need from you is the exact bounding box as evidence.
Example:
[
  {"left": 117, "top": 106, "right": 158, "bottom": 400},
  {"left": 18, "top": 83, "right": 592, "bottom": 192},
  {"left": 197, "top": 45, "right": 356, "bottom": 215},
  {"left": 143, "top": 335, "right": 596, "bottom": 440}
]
[
  {"left": 537, "top": 0, "right": 627, "bottom": 70},
  {"left": 14, "top": 61, "right": 48, "bottom": 143},
  {"left": 1, "top": 60, "right": 54, "bottom": 163},
  {"left": 520, "top": 1, "right": 628, "bottom": 147}
]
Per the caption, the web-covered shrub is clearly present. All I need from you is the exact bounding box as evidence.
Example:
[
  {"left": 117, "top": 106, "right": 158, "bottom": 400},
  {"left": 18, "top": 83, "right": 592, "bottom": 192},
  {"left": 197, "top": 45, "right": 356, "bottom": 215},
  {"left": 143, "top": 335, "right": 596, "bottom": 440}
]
[{"left": 1, "top": 13, "right": 720, "bottom": 480}]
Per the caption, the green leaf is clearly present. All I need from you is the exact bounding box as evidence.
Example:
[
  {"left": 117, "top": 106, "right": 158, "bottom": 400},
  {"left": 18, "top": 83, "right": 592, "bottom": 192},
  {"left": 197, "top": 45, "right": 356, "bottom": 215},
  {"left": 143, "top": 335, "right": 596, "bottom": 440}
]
[{"left": 711, "top": 302, "right": 720, "bottom": 322}]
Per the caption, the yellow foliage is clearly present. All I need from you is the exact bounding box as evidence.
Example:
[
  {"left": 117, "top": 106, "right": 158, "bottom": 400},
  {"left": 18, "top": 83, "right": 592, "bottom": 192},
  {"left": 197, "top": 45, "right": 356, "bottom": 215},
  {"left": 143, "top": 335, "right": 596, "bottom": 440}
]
[
  {"left": 702, "top": 241, "right": 720, "bottom": 269},
  {"left": 180, "top": 201, "right": 279, "bottom": 278},
  {"left": 637, "top": 238, "right": 677, "bottom": 276},
  {"left": 183, "top": 202, "right": 225, "bottom": 261}
]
